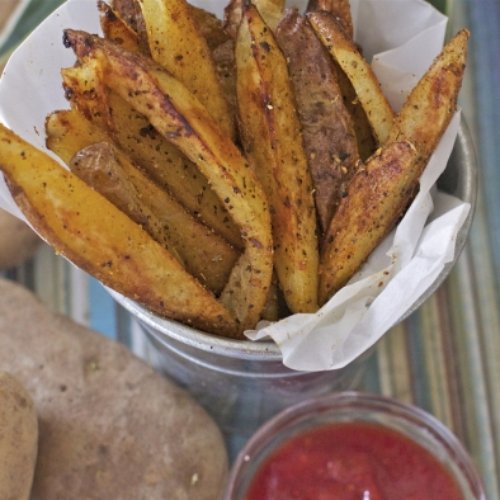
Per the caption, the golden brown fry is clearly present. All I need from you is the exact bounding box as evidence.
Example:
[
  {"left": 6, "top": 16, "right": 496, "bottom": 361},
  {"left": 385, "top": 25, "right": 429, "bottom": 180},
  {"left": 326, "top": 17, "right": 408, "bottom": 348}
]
[
  {"left": 110, "top": 0, "right": 150, "bottom": 53},
  {"left": 308, "top": 11, "right": 395, "bottom": 145},
  {"left": 319, "top": 141, "right": 419, "bottom": 304},
  {"left": 306, "top": 0, "right": 353, "bottom": 39},
  {"left": 138, "top": 0, "right": 234, "bottom": 138},
  {"left": 276, "top": 10, "right": 360, "bottom": 233},
  {"left": 64, "top": 30, "right": 273, "bottom": 331},
  {"left": 0, "top": 123, "right": 237, "bottom": 336},
  {"left": 236, "top": 6, "right": 319, "bottom": 313},
  {"left": 98, "top": 0, "right": 141, "bottom": 53},
  {"left": 61, "top": 62, "right": 242, "bottom": 248},
  {"left": 189, "top": 4, "right": 230, "bottom": 50},
  {"left": 224, "top": 0, "right": 285, "bottom": 36},
  {"left": 46, "top": 109, "right": 239, "bottom": 295},
  {"left": 388, "top": 29, "right": 469, "bottom": 161}
]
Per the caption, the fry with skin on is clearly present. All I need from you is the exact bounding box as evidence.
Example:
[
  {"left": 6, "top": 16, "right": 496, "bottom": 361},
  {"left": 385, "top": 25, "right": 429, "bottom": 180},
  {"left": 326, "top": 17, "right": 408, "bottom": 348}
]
[
  {"left": 224, "top": 0, "right": 286, "bottom": 36},
  {"left": 306, "top": 0, "right": 353, "bottom": 38},
  {"left": 61, "top": 62, "right": 242, "bottom": 248},
  {"left": 236, "top": 5, "right": 319, "bottom": 312},
  {"left": 138, "top": 0, "right": 234, "bottom": 138},
  {"left": 319, "top": 141, "right": 419, "bottom": 303},
  {"left": 308, "top": 11, "right": 395, "bottom": 145},
  {"left": 276, "top": 10, "right": 360, "bottom": 234},
  {"left": 46, "top": 109, "right": 240, "bottom": 295},
  {"left": 387, "top": 29, "right": 470, "bottom": 163},
  {"left": 64, "top": 29, "right": 273, "bottom": 331},
  {"left": 0, "top": 123, "right": 238, "bottom": 336},
  {"left": 99, "top": 0, "right": 141, "bottom": 53}
]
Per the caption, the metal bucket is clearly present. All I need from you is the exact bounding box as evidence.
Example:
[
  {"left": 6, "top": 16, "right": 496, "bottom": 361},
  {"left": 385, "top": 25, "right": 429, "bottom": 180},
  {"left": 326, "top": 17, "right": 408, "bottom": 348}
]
[{"left": 109, "top": 119, "right": 477, "bottom": 455}]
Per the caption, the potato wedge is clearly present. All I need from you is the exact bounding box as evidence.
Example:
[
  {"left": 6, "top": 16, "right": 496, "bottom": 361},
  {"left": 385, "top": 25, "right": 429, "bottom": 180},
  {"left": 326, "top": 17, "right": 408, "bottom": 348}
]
[
  {"left": 319, "top": 141, "right": 419, "bottom": 304},
  {"left": 0, "top": 123, "right": 237, "bottom": 336},
  {"left": 111, "top": 0, "right": 150, "bottom": 53},
  {"left": 61, "top": 62, "right": 242, "bottom": 248},
  {"left": 138, "top": 0, "right": 234, "bottom": 138},
  {"left": 189, "top": 4, "right": 231, "bottom": 51},
  {"left": 98, "top": 0, "right": 141, "bottom": 53},
  {"left": 46, "top": 109, "right": 239, "bottom": 294},
  {"left": 306, "top": 0, "right": 353, "bottom": 39},
  {"left": 308, "top": 11, "right": 395, "bottom": 145},
  {"left": 276, "top": 10, "right": 360, "bottom": 233},
  {"left": 64, "top": 30, "right": 273, "bottom": 331},
  {"left": 387, "top": 29, "right": 469, "bottom": 162},
  {"left": 236, "top": 6, "right": 319, "bottom": 313},
  {"left": 224, "top": 0, "right": 285, "bottom": 36}
]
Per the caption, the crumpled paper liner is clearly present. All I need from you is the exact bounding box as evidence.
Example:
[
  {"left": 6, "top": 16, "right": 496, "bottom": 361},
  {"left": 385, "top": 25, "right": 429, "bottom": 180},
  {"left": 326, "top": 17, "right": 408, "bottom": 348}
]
[{"left": 0, "top": 0, "right": 471, "bottom": 371}]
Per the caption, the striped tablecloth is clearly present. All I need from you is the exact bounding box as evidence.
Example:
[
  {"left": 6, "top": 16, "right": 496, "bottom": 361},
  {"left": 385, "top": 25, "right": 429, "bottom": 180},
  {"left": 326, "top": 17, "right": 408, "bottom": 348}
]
[{"left": 1, "top": 0, "right": 499, "bottom": 497}]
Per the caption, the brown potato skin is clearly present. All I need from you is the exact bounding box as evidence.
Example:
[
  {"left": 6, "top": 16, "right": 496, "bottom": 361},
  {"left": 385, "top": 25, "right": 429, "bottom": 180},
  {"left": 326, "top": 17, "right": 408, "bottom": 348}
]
[
  {"left": 224, "top": 0, "right": 285, "bottom": 37},
  {"left": 0, "top": 372, "right": 38, "bottom": 500},
  {"left": 0, "top": 278, "right": 228, "bottom": 500},
  {"left": 236, "top": 6, "right": 319, "bottom": 313},
  {"left": 0, "top": 123, "right": 238, "bottom": 336},
  {"left": 276, "top": 10, "right": 360, "bottom": 233},
  {"left": 319, "top": 141, "right": 419, "bottom": 304},
  {"left": 99, "top": 1, "right": 141, "bottom": 53}
]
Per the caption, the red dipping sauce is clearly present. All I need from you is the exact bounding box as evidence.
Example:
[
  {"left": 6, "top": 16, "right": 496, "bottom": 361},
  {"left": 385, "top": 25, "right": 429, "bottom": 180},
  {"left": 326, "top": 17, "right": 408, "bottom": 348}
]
[
  {"left": 225, "top": 393, "right": 484, "bottom": 500},
  {"left": 245, "top": 421, "right": 463, "bottom": 499}
]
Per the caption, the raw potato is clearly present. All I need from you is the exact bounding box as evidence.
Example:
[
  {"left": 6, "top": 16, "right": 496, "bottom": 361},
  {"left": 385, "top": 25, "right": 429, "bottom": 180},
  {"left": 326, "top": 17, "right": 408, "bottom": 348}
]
[
  {"left": 64, "top": 30, "right": 274, "bottom": 332},
  {"left": 0, "top": 278, "right": 228, "bottom": 500},
  {"left": 0, "top": 208, "right": 41, "bottom": 269},
  {"left": 0, "top": 123, "right": 238, "bottom": 337},
  {"left": 236, "top": 5, "right": 319, "bottom": 313},
  {"left": 0, "top": 372, "right": 38, "bottom": 500}
]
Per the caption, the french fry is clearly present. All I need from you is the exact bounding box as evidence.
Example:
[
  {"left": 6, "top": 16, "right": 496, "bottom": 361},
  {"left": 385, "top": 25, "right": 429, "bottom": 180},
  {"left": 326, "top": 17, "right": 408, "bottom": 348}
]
[
  {"left": 61, "top": 62, "right": 242, "bottom": 249},
  {"left": 224, "top": 0, "right": 286, "bottom": 36},
  {"left": 110, "top": 0, "right": 150, "bottom": 53},
  {"left": 276, "top": 10, "right": 360, "bottom": 233},
  {"left": 319, "top": 141, "right": 419, "bottom": 303},
  {"left": 308, "top": 11, "right": 395, "bottom": 145},
  {"left": 306, "top": 0, "right": 353, "bottom": 39},
  {"left": 0, "top": 123, "right": 238, "bottom": 336},
  {"left": 64, "top": 29, "right": 274, "bottom": 331},
  {"left": 138, "top": 0, "right": 234, "bottom": 138},
  {"left": 236, "top": 5, "right": 319, "bottom": 313},
  {"left": 387, "top": 29, "right": 469, "bottom": 162},
  {"left": 46, "top": 109, "right": 240, "bottom": 295},
  {"left": 98, "top": 0, "right": 141, "bottom": 53}
]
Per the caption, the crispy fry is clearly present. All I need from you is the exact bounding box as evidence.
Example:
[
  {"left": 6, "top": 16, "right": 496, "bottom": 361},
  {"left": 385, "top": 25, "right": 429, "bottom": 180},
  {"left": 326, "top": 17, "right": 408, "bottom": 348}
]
[
  {"left": 224, "top": 0, "right": 285, "bottom": 36},
  {"left": 110, "top": 0, "right": 150, "bottom": 53},
  {"left": 61, "top": 62, "right": 242, "bottom": 248},
  {"left": 306, "top": 0, "right": 353, "bottom": 39},
  {"left": 98, "top": 1, "right": 141, "bottom": 53},
  {"left": 308, "top": 11, "right": 395, "bottom": 145},
  {"left": 388, "top": 30, "right": 469, "bottom": 161},
  {"left": 0, "top": 123, "right": 237, "bottom": 336},
  {"left": 64, "top": 29, "right": 274, "bottom": 331},
  {"left": 46, "top": 109, "right": 239, "bottom": 295},
  {"left": 138, "top": 0, "right": 234, "bottom": 138},
  {"left": 319, "top": 141, "right": 419, "bottom": 304},
  {"left": 236, "top": 6, "right": 319, "bottom": 312},
  {"left": 189, "top": 5, "right": 230, "bottom": 50},
  {"left": 276, "top": 10, "right": 360, "bottom": 233}
]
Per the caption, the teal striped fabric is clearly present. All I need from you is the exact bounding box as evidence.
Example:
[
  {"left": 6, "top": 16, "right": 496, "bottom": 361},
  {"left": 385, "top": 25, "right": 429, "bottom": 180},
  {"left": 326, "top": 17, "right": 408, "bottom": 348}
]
[{"left": 1, "top": 1, "right": 499, "bottom": 497}]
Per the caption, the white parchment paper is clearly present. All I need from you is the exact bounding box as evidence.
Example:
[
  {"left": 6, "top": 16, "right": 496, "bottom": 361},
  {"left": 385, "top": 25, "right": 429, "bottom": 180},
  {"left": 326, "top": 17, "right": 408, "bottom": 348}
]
[{"left": 0, "top": 0, "right": 470, "bottom": 371}]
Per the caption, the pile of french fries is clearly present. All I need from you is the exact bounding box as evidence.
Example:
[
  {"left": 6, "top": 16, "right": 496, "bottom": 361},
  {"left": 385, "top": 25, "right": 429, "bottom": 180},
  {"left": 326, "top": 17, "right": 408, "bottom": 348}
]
[{"left": 0, "top": 0, "right": 468, "bottom": 338}]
